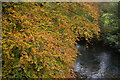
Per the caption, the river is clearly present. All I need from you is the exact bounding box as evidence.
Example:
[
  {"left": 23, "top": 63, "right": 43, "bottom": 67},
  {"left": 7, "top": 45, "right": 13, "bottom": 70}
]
[{"left": 74, "top": 43, "right": 120, "bottom": 79}]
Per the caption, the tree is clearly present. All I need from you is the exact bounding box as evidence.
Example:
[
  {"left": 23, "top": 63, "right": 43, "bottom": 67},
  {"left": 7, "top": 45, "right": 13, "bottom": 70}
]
[
  {"left": 99, "top": 2, "right": 120, "bottom": 52},
  {"left": 2, "top": 2, "right": 100, "bottom": 78}
]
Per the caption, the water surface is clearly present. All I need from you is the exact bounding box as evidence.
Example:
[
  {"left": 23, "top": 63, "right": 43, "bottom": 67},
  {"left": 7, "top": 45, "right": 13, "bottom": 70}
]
[{"left": 74, "top": 44, "right": 120, "bottom": 79}]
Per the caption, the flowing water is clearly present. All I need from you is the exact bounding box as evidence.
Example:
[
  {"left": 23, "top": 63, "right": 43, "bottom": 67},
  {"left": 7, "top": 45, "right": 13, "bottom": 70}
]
[{"left": 74, "top": 43, "right": 120, "bottom": 79}]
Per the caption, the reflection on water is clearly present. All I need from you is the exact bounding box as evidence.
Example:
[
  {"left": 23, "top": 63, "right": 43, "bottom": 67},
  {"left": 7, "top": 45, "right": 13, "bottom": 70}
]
[{"left": 74, "top": 44, "right": 120, "bottom": 79}]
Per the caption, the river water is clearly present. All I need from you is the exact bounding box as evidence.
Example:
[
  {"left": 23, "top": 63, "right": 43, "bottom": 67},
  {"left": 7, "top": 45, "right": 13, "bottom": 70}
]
[{"left": 74, "top": 43, "right": 120, "bottom": 79}]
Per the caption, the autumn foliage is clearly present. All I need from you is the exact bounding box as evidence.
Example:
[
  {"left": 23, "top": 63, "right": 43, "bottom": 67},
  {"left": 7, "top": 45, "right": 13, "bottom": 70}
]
[{"left": 2, "top": 2, "right": 100, "bottom": 78}]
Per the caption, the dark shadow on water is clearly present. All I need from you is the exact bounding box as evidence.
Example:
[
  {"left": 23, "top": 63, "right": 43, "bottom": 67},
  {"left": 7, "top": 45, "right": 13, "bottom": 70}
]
[{"left": 74, "top": 41, "right": 120, "bottom": 79}]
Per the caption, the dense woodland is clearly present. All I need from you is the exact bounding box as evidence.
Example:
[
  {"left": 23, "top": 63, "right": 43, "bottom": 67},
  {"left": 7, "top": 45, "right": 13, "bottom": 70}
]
[{"left": 2, "top": 2, "right": 119, "bottom": 78}]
